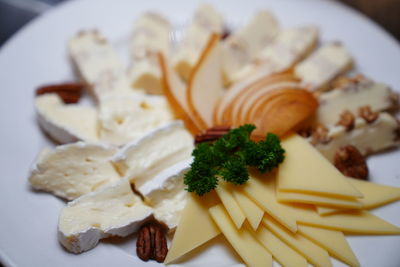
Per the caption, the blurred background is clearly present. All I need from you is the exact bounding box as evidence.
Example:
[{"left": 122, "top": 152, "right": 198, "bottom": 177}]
[{"left": 0, "top": 0, "right": 400, "bottom": 47}]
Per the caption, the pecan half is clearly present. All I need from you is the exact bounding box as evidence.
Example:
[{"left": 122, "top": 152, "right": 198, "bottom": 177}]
[
  {"left": 136, "top": 222, "right": 168, "bottom": 263},
  {"left": 336, "top": 110, "right": 355, "bottom": 131},
  {"left": 36, "top": 83, "right": 84, "bottom": 104},
  {"left": 195, "top": 125, "right": 231, "bottom": 144},
  {"left": 310, "top": 124, "right": 331, "bottom": 145},
  {"left": 358, "top": 106, "right": 379, "bottom": 123},
  {"left": 334, "top": 145, "right": 368, "bottom": 180},
  {"left": 331, "top": 74, "right": 367, "bottom": 90}
]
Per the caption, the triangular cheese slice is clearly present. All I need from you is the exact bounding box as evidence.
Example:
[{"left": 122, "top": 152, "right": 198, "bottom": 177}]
[
  {"left": 262, "top": 215, "right": 332, "bottom": 267},
  {"left": 164, "top": 191, "right": 220, "bottom": 264},
  {"left": 232, "top": 189, "right": 264, "bottom": 230},
  {"left": 242, "top": 171, "right": 298, "bottom": 232},
  {"left": 256, "top": 226, "right": 308, "bottom": 267},
  {"left": 277, "top": 134, "right": 362, "bottom": 198},
  {"left": 298, "top": 225, "right": 359, "bottom": 267},
  {"left": 209, "top": 204, "right": 272, "bottom": 267}
]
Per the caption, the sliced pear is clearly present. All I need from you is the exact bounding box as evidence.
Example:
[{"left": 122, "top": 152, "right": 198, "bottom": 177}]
[
  {"left": 187, "top": 33, "right": 224, "bottom": 129},
  {"left": 158, "top": 53, "right": 201, "bottom": 135}
]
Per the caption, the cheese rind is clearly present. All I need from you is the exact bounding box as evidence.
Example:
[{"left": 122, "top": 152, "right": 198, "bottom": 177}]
[
  {"left": 209, "top": 204, "right": 273, "bottom": 267},
  {"left": 35, "top": 94, "right": 98, "bottom": 144},
  {"left": 58, "top": 179, "right": 152, "bottom": 253},
  {"left": 278, "top": 134, "right": 363, "bottom": 198},
  {"left": 29, "top": 142, "right": 120, "bottom": 200}
]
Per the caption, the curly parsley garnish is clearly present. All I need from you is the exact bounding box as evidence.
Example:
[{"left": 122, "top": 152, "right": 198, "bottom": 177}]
[{"left": 184, "top": 124, "right": 285, "bottom": 196}]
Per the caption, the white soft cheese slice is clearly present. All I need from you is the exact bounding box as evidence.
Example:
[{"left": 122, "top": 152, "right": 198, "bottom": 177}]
[
  {"left": 113, "top": 121, "right": 194, "bottom": 187},
  {"left": 68, "top": 30, "right": 133, "bottom": 100},
  {"left": 128, "top": 12, "right": 171, "bottom": 94},
  {"left": 312, "top": 113, "right": 400, "bottom": 161},
  {"left": 138, "top": 158, "right": 192, "bottom": 230},
  {"left": 222, "top": 10, "right": 279, "bottom": 83},
  {"left": 295, "top": 43, "right": 352, "bottom": 91},
  {"left": 35, "top": 94, "right": 98, "bottom": 144},
  {"left": 317, "top": 78, "right": 397, "bottom": 126},
  {"left": 29, "top": 142, "right": 120, "bottom": 200},
  {"left": 98, "top": 92, "right": 174, "bottom": 146},
  {"left": 58, "top": 178, "right": 152, "bottom": 253},
  {"left": 172, "top": 4, "right": 224, "bottom": 81}
]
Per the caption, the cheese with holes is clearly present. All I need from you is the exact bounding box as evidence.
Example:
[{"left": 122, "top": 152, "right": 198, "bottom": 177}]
[
  {"left": 112, "top": 121, "right": 193, "bottom": 187},
  {"left": 262, "top": 216, "right": 332, "bottom": 267},
  {"left": 29, "top": 142, "right": 120, "bottom": 200},
  {"left": 232, "top": 189, "right": 264, "bottom": 230},
  {"left": 58, "top": 179, "right": 152, "bottom": 253},
  {"left": 295, "top": 43, "right": 352, "bottom": 91},
  {"left": 209, "top": 204, "right": 272, "bottom": 267},
  {"left": 137, "top": 159, "right": 191, "bottom": 230},
  {"left": 312, "top": 113, "right": 400, "bottom": 162},
  {"left": 242, "top": 172, "right": 298, "bottom": 232},
  {"left": 298, "top": 225, "right": 359, "bottom": 267},
  {"left": 68, "top": 30, "right": 133, "bottom": 100},
  {"left": 164, "top": 191, "right": 221, "bottom": 264},
  {"left": 98, "top": 92, "right": 174, "bottom": 146},
  {"left": 172, "top": 4, "right": 224, "bottom": 81},
  {"left": 35, "top": 94, "right": 98, "bottom": 144},
  {"left": 317, "top": 178, "right": 400, "bottom": 215},
  {"left": 256, "top": 226, "right": 307, "bottom": 267},
  {"left": 222, "top": 10, "right": 279, "bottom": 83},
  {"left": 128, "top": 13, "right": 171, "bottom": 94},
  {"left": 278, "top": 134, "right": 362, "bottom": 198},
  {"left": 215, "top": 181, "right": 246, "bottom": 229}
]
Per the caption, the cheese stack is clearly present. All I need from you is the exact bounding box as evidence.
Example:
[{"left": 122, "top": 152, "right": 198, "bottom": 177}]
[{"left": 165, "top": 134, "right": 400, "bottom": 267}]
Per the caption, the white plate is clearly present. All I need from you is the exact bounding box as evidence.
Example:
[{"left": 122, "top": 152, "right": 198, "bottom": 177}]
[{"left": 0, "top": 0, "right": 400, "bottom": 266}]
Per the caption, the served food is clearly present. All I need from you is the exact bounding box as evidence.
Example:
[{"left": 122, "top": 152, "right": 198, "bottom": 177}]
[{"left": 28, "top": 3, "right": 400, "bottom": 267}]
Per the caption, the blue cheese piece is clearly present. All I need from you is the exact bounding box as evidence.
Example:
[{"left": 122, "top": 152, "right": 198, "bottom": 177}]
[
  {"left": 35, "top": 94, "right": 98, "bottom": 144},
  {"left": 29, "top": 142, "right": 120, "bottom": 200},
  {"left": 58, "top": 179, "right": 152, "bottom": 253}
]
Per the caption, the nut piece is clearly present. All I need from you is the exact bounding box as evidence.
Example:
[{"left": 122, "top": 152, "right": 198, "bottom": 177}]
[
  {"left": 336, "top": 110, "right": 355, "bottom": 131},
  {"left": 36, "top": 83, "right": 84, "bottom": 104},
  {"left": 195, "top": 125, "right": 231, "bottom": 144},
  {"left": 333, "top": 145, "right": 368, "bottom": 180},
  {"left": 358, "top": 106, "right": 379, "bottom": 123},
  {"left": 310, "top": 124, "right": 331, "bottom": 145},
  {"left": 330, "top": 74, "right": 367, "bottom": 90},
  {"left": 136, "top": 222, "right": 168, "bottom": 263}
]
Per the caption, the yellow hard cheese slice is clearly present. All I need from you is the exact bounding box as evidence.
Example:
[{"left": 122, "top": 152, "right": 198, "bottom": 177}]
[
  {"left": 278, "top": 134, "right": 362, "bottom": 198},
  {"left": 286, "top": 204, "right": 400, "bottom": 234},
  {"left": 215, "top": 181, "right": 246, "bottom": 228},
  {"left": 298, "top": 225, "right": 360, "bottom": 267},
  {"left": 317, "top": 178, "right": 400, "bottom": 215},
  {"left": 209, "top": 204, "right": 272, "bottom": 267},
  {"left": 262, "top": 215, "right": 332, "bottom": 267},
  {"left": 256, "top": 226, "right": 308, "bottom": 267},
  {"left": 232, "top": 189, "right": 264, "bottom": 230},
  {"left": 242, "top": 172, "right": 298, "bottom": 232},
  {"left": 277, "top": 190, "right": 362, "bottom": 209},
  {"left": 164, "top": 191, "right": 220, "bottom": 264}
]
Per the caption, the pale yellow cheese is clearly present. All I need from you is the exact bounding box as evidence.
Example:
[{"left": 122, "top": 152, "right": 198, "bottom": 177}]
[
  {"left": 262, "top": 215, "right": 332, "bottom": 267},
  {"left": 285, "top": 204, "right": 400, "bottom": 234},
  {"left": 209, "top": 204, "right": 272, "bottom": 267},
  {"left": 256, "top": 226, "right": 308, "bottom": 267},
  {"left": 232, "top": 189, "right": 264, "bottom": 230},
  {"left": 317, "top": 178, "right": 400, "bottom": 215},
  {"left": 277, "top": 190, "right": 362, "bottom": 209},
  {"left": 298, "top": 225, "right": 359, "bottom": 267},
  {"left": 241, "top": 172, "right": 298, "bottom": 232},
  {"left": 278, "top": 134, "right": 363, "bottom": 198},
  {"left": 215, "top": 181, "right": 246, "bottom": 229},
  {"left": 164, "top": 191, "right": 220, "bottom": 264}
]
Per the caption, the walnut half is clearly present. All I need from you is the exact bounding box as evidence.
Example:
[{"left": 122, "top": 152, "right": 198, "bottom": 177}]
[{"left": 333, "top": 145, "right": 368, "bottom": 180}]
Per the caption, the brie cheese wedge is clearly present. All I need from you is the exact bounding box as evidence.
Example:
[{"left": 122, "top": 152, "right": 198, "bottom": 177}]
[
  {"left": 98, "top": 92, "right": 174, "bottom": 146},
  {"left": 113, "top": 121, "right": 194, "bottom": 188},
  {"left": 29, "top": 142, "right": 120, "bottom": 200},
  {"left": 138, "top": 158, "right": 192, "bottom": 230},
  {"left": 58, "top": 178, "right": 152, "bottom": 253},
  {"left": 35, "top": 94, "right": 98, "bottom": 144}
]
